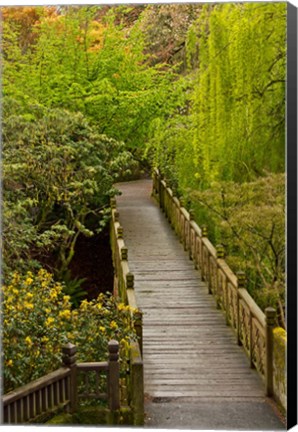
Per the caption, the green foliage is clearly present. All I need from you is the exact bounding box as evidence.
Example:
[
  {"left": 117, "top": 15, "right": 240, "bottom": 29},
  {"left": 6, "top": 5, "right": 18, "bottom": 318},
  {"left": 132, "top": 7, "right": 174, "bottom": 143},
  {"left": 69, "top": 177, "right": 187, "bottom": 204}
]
[
  {"left": 59, "top": 270, "right": 87, "bottom": 307},
  {"left": 2, "top": 97, "right": 134, "bottom": 278},
  {"left": 2, "top": 6, "right": 175, "bottom": 151},
  {"left": 190, "top": 173, "right": 285, "bottom": 326},
  {"left": 2, "top": 269, "right": 137, "bottom": 394},
  {"left": 144, "top": 3, "right": 286, "bottom": 324},
  {"left": 148, "top": 3, "right": 286, "bottom": 187}
]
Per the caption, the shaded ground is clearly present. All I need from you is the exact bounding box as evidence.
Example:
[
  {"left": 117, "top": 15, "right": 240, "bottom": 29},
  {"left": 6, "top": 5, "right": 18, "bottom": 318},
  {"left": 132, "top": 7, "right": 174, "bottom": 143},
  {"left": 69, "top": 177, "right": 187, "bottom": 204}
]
[
  {"left": 69, "top": 228, "right": 114, "bottom": 300},
  {"left": 145, "top": 399, "right": 285, "bottom": 430}
]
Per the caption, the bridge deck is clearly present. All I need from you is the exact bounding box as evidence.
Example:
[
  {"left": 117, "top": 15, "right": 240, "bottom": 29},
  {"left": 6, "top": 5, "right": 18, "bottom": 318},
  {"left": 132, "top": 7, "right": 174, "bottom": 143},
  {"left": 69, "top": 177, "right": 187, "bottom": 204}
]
[{"left": 116, "top": 179, "right": 284, "bottom": 430}]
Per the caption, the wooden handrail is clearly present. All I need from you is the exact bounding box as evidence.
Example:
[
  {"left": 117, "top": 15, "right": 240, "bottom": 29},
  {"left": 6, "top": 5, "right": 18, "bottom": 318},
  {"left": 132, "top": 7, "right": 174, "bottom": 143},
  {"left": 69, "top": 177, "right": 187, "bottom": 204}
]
[
  {"left": 3, "top": 341, "right": 120, "bottom": 424},
  {"left": 77, "top": 362, "right": 109, "bottom": 372},
  {"left": 110, "top": 200, "right": 144, "bottom": 425},
  {"left": 3, "top": 368, "right": 70, "bottom": 406},
  {"left": 152, "top": 168, "right": 286, "bottom": 410}
]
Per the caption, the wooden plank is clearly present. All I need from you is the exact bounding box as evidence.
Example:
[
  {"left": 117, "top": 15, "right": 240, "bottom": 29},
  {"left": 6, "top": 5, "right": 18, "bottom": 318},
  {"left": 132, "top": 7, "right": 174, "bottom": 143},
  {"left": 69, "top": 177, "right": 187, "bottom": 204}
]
[{"left": 115, "top": 179, "right": 266, "bottom": 409}]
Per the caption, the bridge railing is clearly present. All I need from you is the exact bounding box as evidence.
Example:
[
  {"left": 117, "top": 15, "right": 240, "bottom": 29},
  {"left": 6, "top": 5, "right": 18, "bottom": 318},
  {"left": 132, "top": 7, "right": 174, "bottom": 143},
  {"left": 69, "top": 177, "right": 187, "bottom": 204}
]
[
  {"left": 2, "top": 341, "right": 120, "bottom": 424},
  {"left": 110, "top": 198, "right": 144, "bottom": 426},
  {"left": 152, "top": 168, "right": 286, "bottom": 411}
]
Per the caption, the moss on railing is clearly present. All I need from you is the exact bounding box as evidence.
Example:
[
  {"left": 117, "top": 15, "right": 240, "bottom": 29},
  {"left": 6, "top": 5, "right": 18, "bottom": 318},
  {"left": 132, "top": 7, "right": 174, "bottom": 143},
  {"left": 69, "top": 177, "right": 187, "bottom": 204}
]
[
  {"left": 273, "top": 327, "right": 287, "bottom": 411},
  {"left": 109, "top": 199, "right": 144, "bottom": 426}
]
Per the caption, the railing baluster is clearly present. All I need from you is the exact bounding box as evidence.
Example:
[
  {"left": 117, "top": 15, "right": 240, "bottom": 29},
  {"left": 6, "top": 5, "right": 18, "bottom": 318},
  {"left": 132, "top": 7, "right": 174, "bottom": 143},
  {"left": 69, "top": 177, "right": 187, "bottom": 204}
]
[
  {"left": 24, "top": 395, "right": 29, "bottom": 422},
  {"left": 36, "top": 389, "right": 42, "bottom": 416},
  {"left": 4, "top": 404, "right": 9, "bottom": 424},
  {"left": 95, "top": 370, "right": 100, "bottom": 397},
  {"left": 42, "top": 386, "right": 48, "bottom": 412},
  {"left": 11, "top": 401, "right": 17, "bottom": 423},
  {"left": 248, "top": 311, "right": 252, "bottom": 368},
  {"left": 29, "top": 392, "right": 35, "bottom": 419},
  {"left": 85, "top": 372, "right": 90, "bottom": 395}
]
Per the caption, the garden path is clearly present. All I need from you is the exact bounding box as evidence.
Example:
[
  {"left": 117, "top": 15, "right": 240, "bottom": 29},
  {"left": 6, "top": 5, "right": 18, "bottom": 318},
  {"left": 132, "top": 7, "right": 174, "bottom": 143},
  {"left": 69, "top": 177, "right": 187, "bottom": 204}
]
[{"left": 116, "top": 179, "right": 285, "bottom": 430}]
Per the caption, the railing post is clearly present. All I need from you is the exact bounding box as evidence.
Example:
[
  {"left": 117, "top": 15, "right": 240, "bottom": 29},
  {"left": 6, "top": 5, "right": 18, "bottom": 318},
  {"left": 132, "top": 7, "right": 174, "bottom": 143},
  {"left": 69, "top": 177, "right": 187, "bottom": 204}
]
[
  {"left": 126, "top": 272, "right": 134, "bottom": 289},
  {"left": 114, "top": 210, "right": 119, "bottom": 222},
  {"left": 265, "top": 307, "right": 276, "bottom": 397},
  {"left": 108, "top": 340, "right": 120, "bottom": 411},
  {"left": 130, "top": 344, "right": 144, "bottom": 426},
  {"left": 62, "top": 342, "right": 77, "bottom": 414},
  {"left": 117, "top": 226, "right": 123, "bottom": 239},
  {"left": 134, "top": 310, "right": 143, "bottom": 356},
  {"left": 110, "top": 198, "right": 116, "bottom": 209},
  {"left": 189, "top": 210, "right": 195, "bottom": 260},
  {"left": 236, "top": 271, "right": 245, "bottom": 346},
  {"left": 216, "top": 244, "right": 225, "bottom": 309},
  {"left": 201, "top": 225, "right": 208, "bottom": 282},
  {"left": 121, "top": 246, "right": 128, "bottom": 261}
]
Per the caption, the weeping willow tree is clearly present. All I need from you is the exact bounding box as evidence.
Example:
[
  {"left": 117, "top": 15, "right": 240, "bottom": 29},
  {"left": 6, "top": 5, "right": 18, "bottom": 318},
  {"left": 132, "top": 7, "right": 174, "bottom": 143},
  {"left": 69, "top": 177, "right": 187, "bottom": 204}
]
[
  {"left": 146, "top": 3, "right": 286, "bottom": 323},
  {"left": 186, "top": 2, "right": 286, "bottom": 186}
]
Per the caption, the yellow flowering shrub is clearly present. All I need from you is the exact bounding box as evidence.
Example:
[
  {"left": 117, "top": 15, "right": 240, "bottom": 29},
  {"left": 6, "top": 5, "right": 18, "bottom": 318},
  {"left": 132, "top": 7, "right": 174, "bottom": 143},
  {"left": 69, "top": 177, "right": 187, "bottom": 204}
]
[{"left": 2, "top": 269, "right": 136, "bottom": 394}]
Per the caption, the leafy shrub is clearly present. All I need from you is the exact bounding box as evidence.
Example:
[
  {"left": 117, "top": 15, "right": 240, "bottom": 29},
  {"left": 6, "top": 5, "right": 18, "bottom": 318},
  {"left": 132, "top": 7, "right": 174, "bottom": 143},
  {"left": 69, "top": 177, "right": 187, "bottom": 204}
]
[
  {"left": 2, "top": 98, "right": 136, "bottom": 279},
  {"left": 2, "top": 269, "right": 137, "bottom": 394},
  {"left": 190, "top": 173, "right": 285, "bottom": 327}
]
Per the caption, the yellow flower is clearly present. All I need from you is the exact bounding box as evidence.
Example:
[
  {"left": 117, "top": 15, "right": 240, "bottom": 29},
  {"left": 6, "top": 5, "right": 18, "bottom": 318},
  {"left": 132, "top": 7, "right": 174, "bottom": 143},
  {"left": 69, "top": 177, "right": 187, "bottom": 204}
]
[
  {"left": 24, "top": 277, "right": 33, "bottom": 286},
  {"left": 49, "top": 289, "right": 58, "bottom": 300},
  {"left": 80, "top": 299, "right": 89, "bottom": 311},
  {"left": 110, "top": 321, "right": 118, "bottom": 330},
  {"left": 6, "top": 359, "right": 13, "bottom": 367},
  {"left": 41, "top": 336, "right": 49, "bottom": 343},
  {"left": 24, "top": 301, "right": 34, "bottom": 309},
  {"left": 63, "top": 295, "right": 70, "bottom": 302},
  {"left": 45, "top": 317, "right": 55, "bottom": 327},
  {"left": 25, "top": 336, "right": 33, "bottom": 347},
  {"left": 26, "top": 292, "right": 33, "bottom": 299},
  {"left": 59, "top": 309, "right": 71, "bottom": 319},
  {"left": 117, "top": 303, "right": 125, "bottom": 311},
  {"left": 99, "top": 326, "right": 106, "bottom": 333},
  {"left": 96, "top": 303, "right": 102, "bottom": 310}
]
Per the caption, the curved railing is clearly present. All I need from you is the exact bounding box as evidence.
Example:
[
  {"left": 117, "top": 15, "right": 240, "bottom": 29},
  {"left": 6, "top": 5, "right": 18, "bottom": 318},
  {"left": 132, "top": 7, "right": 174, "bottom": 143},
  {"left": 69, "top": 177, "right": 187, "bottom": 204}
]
[{"left": 152, "top": 168, "right": 286, "bottom": 411}]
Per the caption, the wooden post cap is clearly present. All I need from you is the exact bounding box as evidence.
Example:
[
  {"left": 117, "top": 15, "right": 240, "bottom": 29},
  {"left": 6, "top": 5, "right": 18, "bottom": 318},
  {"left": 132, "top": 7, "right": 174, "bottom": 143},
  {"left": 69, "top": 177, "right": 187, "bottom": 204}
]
[
  {"left": 117, "top": 226, "right": 123, "bottom": 239},
  {"left": 236, "top": 271, "right": 246, "bottom": 287},
  {"left": 108, "top": 340, "right": 119, "bottom": 361},
  {"left": 265, "top": 307, "right": 276, "bottom": 326},
  {"left": 216, "top": 244, "right": 225, "bottom": 259},
  {"left": 121, "top": 247, "right": 128, "bottom": 260},
  {"left": 201, "top": 225, "right": 208, "bottom": 237},
  {"left": 134, "top": 309, "right": 143, "bottom": 321},
  {"left": 62, "top": 343, "right": 77, "bottom": 366},
  {"left": 126, "top": 272, "right": 134, "bottom": 289},
  {"left": 62, "top": 342, "right": 77, "bottom": 356},
  {"left": 114, "top": 210, "right": 119, "bottom": 222}
]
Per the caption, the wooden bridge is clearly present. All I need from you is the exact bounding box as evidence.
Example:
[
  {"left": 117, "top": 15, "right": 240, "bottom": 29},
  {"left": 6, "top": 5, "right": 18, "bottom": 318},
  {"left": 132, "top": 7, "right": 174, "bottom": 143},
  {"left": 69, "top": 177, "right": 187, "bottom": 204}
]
[
  {"left": 2, "top": 173, "right": 286, "bottom": 428},
  {"left": 115, "top": 176, "right": 285, "bottom": 430}
]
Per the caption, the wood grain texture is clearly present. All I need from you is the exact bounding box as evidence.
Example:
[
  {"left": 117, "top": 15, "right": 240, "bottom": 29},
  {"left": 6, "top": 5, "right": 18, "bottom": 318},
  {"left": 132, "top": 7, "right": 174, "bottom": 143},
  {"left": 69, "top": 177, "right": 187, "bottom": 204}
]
[{"left": 116, "top": 179, "right": 265, "bottom": 401}]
